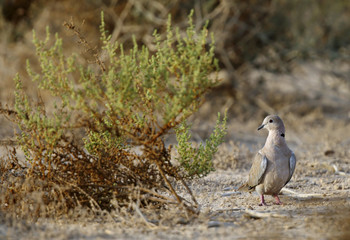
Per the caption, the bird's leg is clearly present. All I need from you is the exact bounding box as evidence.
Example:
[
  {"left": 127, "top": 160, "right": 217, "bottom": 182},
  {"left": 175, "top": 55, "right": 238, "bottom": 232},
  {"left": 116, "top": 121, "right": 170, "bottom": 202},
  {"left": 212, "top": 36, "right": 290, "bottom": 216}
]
[
  {"left": 259, "top": 195, "right": 267, "bottom": 206},
  {"left": 273, "top": 195, "right": 282, "bottom": 205}
]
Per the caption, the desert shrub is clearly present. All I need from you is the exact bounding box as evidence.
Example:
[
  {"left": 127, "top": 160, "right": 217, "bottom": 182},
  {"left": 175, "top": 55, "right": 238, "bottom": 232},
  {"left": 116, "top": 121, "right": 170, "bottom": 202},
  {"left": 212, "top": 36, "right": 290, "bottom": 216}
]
[
  {"left": 175, "top": 114, "right": 226, "bottom": 178},
  {"left": 0, "top": 11, "right": 226, "bottom": 219}
]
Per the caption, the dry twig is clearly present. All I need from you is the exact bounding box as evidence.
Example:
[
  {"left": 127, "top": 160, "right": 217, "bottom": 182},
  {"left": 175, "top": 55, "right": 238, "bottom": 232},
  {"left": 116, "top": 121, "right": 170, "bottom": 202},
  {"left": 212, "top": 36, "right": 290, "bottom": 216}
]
[
  {"left": 244, "top": 209, "right": 290, "bottom": 218},
  {"left": 282, "top": 188, "right": 326, "bottom": 198}
]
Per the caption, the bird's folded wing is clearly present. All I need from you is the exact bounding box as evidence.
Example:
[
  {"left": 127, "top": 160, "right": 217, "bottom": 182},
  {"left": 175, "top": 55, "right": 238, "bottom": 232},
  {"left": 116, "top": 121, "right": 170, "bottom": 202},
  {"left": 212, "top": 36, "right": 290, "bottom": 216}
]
[
  {"left": 284, "top": 152, "right": 296, "bottom": 186},
  {"left": 248, "top": 152, "right": 268, "bottom": 188}
]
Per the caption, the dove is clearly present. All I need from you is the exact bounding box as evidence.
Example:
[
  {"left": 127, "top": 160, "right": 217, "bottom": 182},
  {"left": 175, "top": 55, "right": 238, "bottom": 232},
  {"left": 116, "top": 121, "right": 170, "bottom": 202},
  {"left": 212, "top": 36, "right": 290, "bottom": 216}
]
[{"left": 238, "top": 115, "right": 296, "bottom": 206}]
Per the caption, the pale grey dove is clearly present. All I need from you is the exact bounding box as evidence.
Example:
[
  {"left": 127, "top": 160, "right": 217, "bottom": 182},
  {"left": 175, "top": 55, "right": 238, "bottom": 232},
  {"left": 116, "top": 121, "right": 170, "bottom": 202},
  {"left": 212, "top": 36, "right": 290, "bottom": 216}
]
[{"left": 238, "top": 115, "right": 296, "bottom": 206}]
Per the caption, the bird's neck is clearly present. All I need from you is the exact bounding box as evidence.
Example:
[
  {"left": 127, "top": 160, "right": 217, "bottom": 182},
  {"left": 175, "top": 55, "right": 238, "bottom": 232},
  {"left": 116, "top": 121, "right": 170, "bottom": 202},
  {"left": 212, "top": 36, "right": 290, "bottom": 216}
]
[{"left": 265, "top": 129, "right": 286, "bottom": 148}]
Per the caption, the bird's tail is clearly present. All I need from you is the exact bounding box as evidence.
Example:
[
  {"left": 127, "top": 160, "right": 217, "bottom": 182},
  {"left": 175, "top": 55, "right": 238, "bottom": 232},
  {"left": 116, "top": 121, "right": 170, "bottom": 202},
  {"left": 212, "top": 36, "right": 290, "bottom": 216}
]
[{"left": 237, "top": 183, "right": 255, "bottom": 192}]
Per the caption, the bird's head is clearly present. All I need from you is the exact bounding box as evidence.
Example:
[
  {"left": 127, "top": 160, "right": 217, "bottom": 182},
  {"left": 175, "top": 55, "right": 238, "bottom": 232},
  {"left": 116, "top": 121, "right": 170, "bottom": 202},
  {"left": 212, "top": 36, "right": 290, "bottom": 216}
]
[{"left": 258, "top": 115, "right": 285, "bottom": 134}]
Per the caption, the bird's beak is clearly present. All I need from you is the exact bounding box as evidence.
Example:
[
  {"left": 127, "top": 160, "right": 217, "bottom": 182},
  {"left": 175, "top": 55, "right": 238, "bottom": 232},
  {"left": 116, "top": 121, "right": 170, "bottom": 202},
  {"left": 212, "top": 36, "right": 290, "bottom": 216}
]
[{"left": 257, "top": 124, "right": 265, "bottom": 131}]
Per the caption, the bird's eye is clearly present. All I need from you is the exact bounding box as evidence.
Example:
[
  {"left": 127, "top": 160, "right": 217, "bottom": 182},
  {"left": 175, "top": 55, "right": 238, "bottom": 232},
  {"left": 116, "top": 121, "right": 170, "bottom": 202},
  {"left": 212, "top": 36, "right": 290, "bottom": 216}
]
[{"left": 269, "top": 119, "right": 273, "bottom": 123}]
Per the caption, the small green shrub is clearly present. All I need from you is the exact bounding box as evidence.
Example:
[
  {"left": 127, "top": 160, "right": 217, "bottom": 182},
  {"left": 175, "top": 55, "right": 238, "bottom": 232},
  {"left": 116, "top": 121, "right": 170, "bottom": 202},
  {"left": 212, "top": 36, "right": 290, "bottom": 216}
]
[
  {"left": 0, "top": 11, "right": 226, "bottom": 217},
  {"left": 176, "top": 112, "right": 226, "bottom": 178}
]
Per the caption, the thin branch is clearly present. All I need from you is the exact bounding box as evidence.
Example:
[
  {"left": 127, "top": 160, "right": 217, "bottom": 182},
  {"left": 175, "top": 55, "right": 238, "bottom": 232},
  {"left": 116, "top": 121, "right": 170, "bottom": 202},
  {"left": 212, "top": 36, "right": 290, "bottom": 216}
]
[
  {"left": 282, "top": 188, "right": 326, "bottom": 198},
  {"left": 244, "top": 209, "right": 290, "bottom": 218},
  {"left": 132, "top": 202, "right": 157, "bottom": 228},
  {"left": 155, "top": 160, "right": 182, "bottom": 204},
  {"left": 63, "top": 20, "right": 106, "bottom": 72}
]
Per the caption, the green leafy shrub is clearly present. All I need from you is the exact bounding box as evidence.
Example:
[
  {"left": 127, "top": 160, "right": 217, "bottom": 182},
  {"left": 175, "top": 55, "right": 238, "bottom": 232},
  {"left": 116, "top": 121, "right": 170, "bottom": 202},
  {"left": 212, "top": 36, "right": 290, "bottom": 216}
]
[
  {"left": 176, "top": 112, "right": 226, "bottom": 178},
  {"left": 0, "top": 11, "right": 226, "bottom": 218}
]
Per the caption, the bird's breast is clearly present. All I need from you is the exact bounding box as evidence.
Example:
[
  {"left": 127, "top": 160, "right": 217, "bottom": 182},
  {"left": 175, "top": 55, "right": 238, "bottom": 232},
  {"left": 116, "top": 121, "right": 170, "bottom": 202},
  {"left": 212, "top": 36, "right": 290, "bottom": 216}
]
[{"left": 262, "top": 147, "right": 291, "bottom": 195}]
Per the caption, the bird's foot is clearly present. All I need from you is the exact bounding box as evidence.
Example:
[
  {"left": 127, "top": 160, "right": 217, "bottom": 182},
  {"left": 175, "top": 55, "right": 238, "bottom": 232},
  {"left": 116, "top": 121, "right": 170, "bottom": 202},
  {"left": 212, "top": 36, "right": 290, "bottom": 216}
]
[
  {"left": 273, "top": 195, "right": 283, "bottom": 205},
  {"left": 259, "top": 195, "right": 267, "bottom": 206}
]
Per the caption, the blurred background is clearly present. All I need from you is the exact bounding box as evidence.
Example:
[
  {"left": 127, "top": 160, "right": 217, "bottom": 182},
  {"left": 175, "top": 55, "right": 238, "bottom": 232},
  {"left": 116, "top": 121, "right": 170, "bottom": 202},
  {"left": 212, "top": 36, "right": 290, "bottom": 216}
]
[{"left": 0, "top": 0, "right": 350, "bottom": 139}]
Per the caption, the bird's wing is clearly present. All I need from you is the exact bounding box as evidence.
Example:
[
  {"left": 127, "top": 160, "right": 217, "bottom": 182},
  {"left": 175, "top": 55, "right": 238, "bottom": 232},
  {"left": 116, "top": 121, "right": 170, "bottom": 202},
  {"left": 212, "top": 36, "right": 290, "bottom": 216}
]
[
  {"left": 247, "top": 152, "right": 268, "bottom": 188},
  {"left": 284, "top": 151, "right": 296, "bottom": 186}
]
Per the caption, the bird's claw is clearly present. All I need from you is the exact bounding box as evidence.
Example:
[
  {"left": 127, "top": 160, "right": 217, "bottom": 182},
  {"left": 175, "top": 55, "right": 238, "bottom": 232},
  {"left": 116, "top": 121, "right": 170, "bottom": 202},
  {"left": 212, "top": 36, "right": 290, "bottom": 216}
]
[{"left": 274, "top": 195, "right": 283, "bottom": 205}]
